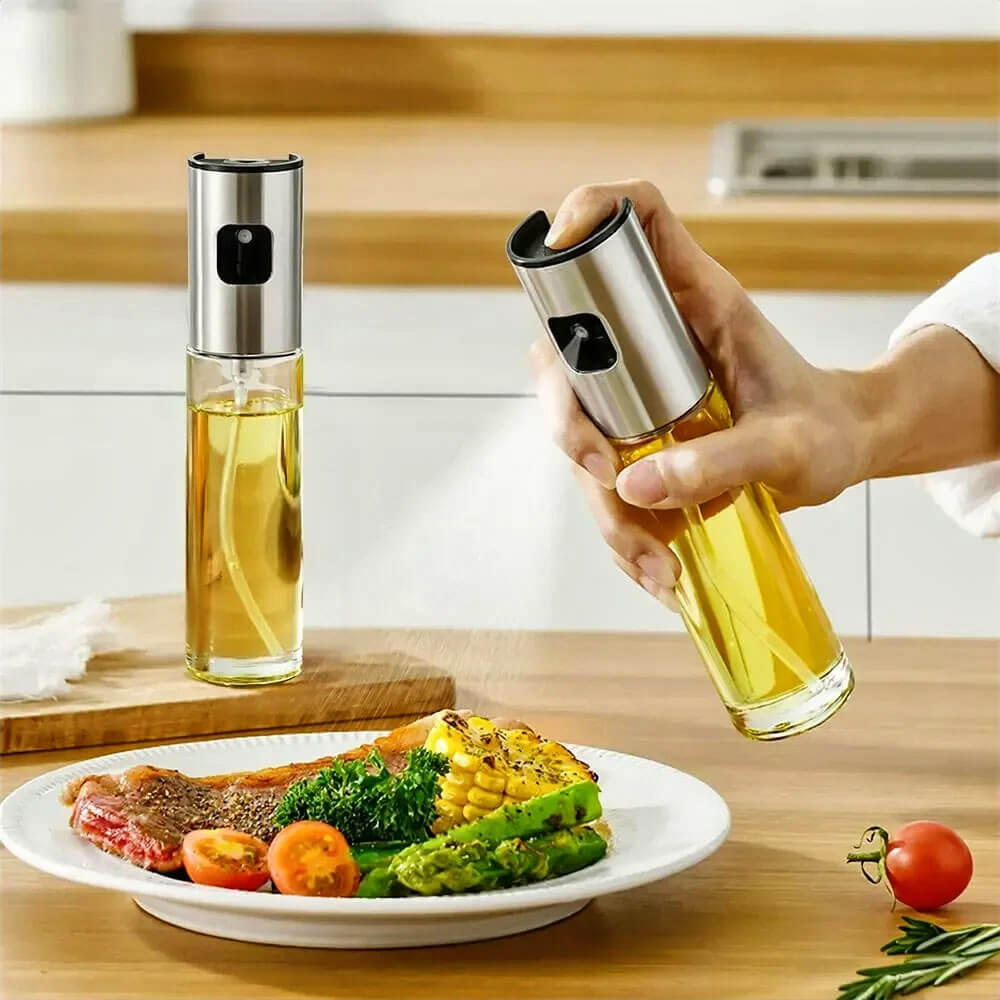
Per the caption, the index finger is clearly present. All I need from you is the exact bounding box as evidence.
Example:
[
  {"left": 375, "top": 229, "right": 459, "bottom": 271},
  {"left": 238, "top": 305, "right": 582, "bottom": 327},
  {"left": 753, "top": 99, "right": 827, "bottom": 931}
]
[{"left": 530, "top": 337, "right": 621, "bottom": 490}]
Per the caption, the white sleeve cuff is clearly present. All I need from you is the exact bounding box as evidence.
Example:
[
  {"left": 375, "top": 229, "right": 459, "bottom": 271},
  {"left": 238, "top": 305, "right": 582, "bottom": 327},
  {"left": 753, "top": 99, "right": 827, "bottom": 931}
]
[{"left": 887, "top": 253, "right": 1000, "bottom": 538}]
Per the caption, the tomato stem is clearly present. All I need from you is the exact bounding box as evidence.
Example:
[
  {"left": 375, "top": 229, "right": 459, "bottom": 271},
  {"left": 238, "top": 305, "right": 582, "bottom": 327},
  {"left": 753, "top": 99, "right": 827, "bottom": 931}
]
[
  {"left": 845, "top": 848, "right": 885, "bottom": 863},
  {"left": 846, "top": 825, "right": 897, "bottom": 909}
]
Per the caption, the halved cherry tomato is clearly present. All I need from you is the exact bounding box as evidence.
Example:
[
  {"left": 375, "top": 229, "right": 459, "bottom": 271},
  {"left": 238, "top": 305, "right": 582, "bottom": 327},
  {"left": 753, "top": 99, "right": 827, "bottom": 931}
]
[
  {"left": 181, "top": 828, "right": 270, "bottom": 891},
  {"left": 267, "top": 821, "right": 360, "bottom": 897}
]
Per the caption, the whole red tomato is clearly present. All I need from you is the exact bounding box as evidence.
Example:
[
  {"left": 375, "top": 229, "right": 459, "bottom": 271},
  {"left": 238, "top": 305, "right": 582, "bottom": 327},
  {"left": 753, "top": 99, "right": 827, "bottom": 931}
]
[{"left": 848, "top": 822, "right": 973, "bottom": 911}]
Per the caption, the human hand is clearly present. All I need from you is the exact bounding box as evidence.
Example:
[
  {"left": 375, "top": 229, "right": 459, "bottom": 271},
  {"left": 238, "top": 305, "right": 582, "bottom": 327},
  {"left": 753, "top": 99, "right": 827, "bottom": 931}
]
[{"left": 532, "top": 180, "right": 871, "bottom": 608}]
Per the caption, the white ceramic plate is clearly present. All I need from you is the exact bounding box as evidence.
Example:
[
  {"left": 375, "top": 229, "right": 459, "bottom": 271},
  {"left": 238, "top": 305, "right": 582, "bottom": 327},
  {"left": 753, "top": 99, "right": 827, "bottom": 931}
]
[{"left": 0, "top": 731, "right": 730, "bottom": 948}]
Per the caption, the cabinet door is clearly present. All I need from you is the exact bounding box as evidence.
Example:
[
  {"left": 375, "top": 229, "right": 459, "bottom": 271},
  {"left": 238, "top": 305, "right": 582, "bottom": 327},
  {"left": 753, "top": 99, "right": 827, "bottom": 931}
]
[
  {"left": 305, "top": 395, "right": 867, "bottom": 634},
  {"left": 0, "top": 395, "right": 186, "bottom": 606},
  {"left": 2, "top": 286, "right": 881, "bottom": 631},
  {"left": 304, "top": 395, "right": 671, "bottom": 631},
  {"left": 1, "top": 393, "right": 867, "bottom": 633},
  {"left": 870, "top": 477, "right": 999, "bottom": 637},
  {"left": 1, "top": 283, "right": 919, "bottom": 393},
  {"left": 0, "top": 284, "right": 537, "bottom": 396}
]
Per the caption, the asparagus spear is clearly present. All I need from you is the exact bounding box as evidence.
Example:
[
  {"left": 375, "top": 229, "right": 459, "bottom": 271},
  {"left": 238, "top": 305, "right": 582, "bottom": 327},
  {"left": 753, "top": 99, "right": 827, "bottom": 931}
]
[
  {"left": 350, "top": 841, "right": 408, "bottom": 875},
  {"left": 432, "top": 781, "right": 602, "bottom": 849},
  {"left": 357, "top": 826, "right": 607, "bottom": 897},
  {"left": 355, "top": 865, "right": 401, "bottom": 898}
]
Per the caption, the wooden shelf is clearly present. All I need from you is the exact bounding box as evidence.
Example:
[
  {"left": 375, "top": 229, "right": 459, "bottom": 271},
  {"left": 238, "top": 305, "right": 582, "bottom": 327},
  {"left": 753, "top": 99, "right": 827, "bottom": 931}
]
[
  {"left": 131, "top": 34, "right": 999, "bottom": 122},
  {"left": 2, "top": 115, "right": 995, "bottom": 290}
]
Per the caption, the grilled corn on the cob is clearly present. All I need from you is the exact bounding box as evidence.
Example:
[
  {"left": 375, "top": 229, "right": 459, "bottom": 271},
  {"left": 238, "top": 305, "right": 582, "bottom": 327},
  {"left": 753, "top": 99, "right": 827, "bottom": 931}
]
[{"left": 424, "top": 712, "right": 597, "bottom": 831}]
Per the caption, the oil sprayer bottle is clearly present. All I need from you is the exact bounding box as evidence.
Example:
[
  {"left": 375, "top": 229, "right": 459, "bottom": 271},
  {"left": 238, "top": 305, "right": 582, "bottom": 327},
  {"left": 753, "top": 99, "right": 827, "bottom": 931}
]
[
  {"left": 507, "top": 200, "right": 854, "bottom": 739},
  {"left": 186, "top": 154, "right": 304, "bottom": 685}
]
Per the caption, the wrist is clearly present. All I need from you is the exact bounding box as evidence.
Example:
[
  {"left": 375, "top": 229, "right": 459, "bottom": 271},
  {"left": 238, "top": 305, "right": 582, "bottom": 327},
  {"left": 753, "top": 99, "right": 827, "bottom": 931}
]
[
  {"left": 834, "top": 324, "right": 980, "bottom": 483},
  {"left": 829, "top": 365, "right": 899, "bottom": 484}
]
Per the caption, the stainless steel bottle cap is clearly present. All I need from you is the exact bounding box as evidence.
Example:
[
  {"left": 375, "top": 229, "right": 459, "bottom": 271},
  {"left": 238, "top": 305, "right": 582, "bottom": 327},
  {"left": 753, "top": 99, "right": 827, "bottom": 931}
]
[
  {"left": 507, "top": 199, "right": 709, "bottom": 440},
  {"left": 188, "top": 153, "right": 303, "bottom": 358}
]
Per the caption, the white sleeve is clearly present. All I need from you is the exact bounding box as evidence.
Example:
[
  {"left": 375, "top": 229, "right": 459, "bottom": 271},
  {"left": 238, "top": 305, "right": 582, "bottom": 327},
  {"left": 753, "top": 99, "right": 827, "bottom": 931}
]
[{"left": 887, "top": 253, "right": 1000, "bottom": 538}]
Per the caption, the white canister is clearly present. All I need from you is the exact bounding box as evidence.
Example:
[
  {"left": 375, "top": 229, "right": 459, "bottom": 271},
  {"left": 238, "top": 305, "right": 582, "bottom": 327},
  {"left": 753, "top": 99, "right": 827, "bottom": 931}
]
[{"left": 0, "top": 0, "right": 136, "bottom": 123}]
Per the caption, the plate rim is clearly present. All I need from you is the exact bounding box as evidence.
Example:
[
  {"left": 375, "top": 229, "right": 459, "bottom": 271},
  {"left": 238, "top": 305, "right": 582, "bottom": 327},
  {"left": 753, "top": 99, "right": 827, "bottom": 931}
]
[{"left": 0, "top": 730, "right": 730, "bottom": 917}]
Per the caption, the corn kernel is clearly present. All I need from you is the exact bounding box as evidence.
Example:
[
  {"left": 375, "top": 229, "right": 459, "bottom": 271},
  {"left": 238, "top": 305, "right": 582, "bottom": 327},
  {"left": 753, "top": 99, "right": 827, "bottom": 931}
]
[
  {"left": 439, "top": 780, "right": 470, "bottom": 804},
  {"left": 473, "top": 769, "right": 506, "bottom": 793},
  {"left": 435, "top": 799, "right": 464, "bottom": 821},
  {"left": 466, "top": 785, "right": 503, "bottom": 810},
  {"left": 452, "top": 751, "right": 482, "bottom": 772}
]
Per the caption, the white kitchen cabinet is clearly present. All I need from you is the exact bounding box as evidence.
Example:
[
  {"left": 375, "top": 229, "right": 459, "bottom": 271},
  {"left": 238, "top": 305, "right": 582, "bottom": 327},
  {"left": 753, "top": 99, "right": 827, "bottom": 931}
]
[
  {"left": 0, "top": 390, "right": 866, "bottom": 635},
  {"left": 7, "top": 280, "right": 989, "bottom": 637},
  {"left": 308, "top": 393, "right": 865, "bottom": 633},
  {"left": 0, "top": 394, "right": 186, "bottom": 606},
  {"left": 0, "top": 284, "right": 539, "bottom": 396},
  {"left": 870, "top": 477, "right": 999, "bottom": 638},
  {"left": 0, "top": 283, "right": 915, "bottom": 396}
]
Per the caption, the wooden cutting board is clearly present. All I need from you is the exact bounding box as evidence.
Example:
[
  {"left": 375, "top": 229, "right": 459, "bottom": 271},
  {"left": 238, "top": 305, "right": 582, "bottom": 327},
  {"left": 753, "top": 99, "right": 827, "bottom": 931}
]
[{"left": 0, "top": 596, "right": 455, "bottom": 753}]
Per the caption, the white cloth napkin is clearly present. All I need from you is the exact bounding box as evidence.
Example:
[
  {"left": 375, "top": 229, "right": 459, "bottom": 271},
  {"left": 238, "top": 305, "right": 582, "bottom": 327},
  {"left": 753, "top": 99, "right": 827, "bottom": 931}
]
[{"left": 0, "top": 599, "right": 123, "bottom": 701}]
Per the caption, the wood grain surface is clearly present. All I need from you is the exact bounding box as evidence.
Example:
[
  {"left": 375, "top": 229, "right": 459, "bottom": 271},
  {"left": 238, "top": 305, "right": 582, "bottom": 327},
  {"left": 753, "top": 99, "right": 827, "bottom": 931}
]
[
  {"left": 2, "top": 117, "right": 994, "bottom": 290},
  {"left": 1, "top": 597, "right": 997, "bottom": 1000},
  {"left": 0, "top": 598, "right": 454, "bottom": 753},
  {"left": 132, "top": 34, "right": 1000, "bottom": 121}
]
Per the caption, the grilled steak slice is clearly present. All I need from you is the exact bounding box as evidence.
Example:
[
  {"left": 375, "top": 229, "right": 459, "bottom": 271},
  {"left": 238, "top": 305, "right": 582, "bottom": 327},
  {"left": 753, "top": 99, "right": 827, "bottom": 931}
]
[{"left": 62, "top": 711, "right": 462, "bottom": 872}]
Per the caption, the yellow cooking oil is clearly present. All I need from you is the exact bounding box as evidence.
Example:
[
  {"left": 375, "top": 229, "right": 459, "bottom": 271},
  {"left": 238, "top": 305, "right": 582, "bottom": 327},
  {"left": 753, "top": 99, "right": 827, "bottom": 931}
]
[
  {"left": 613, "top": 380, "right": 851, "bottom": 737},
  {"left": 186, "top": 388, "right": 302, "bottom": 684}
]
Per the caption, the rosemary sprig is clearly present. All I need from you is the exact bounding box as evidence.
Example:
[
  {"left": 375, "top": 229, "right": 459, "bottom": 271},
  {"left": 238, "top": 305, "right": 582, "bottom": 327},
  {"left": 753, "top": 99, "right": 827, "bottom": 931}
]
[{"left": 838, "top": 918, "right": 1000, "bottom": 999}]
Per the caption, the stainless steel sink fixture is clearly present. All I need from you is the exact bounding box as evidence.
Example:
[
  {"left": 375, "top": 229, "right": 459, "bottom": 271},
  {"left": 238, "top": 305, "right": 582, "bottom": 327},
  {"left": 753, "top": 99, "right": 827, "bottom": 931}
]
[{"left": 708, "top": 119, "right": 999, "bottom": 197}]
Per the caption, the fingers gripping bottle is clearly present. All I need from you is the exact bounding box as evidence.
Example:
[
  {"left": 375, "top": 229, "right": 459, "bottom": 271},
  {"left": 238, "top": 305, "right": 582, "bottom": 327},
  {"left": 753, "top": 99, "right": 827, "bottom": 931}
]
[
  {"left": 186, "top": 154, "right": 304, "bottom": 685},
  {"left": 507, "top": 200, "right": 853, "bottom": 739}
]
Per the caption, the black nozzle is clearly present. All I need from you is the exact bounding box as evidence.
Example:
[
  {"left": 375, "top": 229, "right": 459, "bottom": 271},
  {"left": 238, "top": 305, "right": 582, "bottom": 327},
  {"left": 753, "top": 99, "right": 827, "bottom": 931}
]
[
  {"left": 216, "top": 224, "right": 273, "bottom": 285},
  {"left": 548, "top": 313, "right": 618, "bottom": 373}
]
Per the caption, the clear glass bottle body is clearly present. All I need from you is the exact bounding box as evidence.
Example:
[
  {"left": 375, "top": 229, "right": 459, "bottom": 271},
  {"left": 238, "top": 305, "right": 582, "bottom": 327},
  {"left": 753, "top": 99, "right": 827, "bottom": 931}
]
[
  {"left": 186, "top": 349, "right": 303, "bottom": 685},
  {"left": 614, "top": 381, "right": 853, "bottom": 739}
]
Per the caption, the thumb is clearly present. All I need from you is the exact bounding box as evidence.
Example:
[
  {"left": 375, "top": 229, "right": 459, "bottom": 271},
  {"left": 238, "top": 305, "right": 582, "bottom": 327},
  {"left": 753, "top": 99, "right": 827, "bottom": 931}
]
[{"left": 615, "top": 422, "right": 786, "bottom": 510}]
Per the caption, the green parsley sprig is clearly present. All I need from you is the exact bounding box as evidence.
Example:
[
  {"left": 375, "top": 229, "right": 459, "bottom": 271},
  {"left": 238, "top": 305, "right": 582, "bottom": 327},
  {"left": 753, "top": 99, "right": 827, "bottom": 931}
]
[{"left": 273, "top": 747, "right": 448, "bottom": 844}]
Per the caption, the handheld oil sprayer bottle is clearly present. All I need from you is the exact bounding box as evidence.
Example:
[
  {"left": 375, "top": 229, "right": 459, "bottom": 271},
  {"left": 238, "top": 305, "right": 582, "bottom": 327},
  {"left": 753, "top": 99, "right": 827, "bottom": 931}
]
[
  {"left": 186, "top": 154, "right": 304, "bottom": 685},
  {"left": 507, "top": 200, "right": 854, "bottom": 738}
]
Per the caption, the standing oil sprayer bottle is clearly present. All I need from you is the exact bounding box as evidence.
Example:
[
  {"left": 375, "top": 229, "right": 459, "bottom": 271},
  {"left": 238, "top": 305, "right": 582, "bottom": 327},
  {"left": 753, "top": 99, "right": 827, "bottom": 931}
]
[
  {"left": 186, "top": 154, "right": 304, "bottom": 685},
  {"left": 507, "top": 200, "right": 853, "bottom": 738}
]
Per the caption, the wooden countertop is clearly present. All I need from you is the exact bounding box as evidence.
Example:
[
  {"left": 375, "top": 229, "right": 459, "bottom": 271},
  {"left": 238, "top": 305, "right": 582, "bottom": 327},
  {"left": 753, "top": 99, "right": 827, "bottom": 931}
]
[
  {"left": 2, "top": 604, "right": 998, "bottom": 999},
  {"left": 2, "top": 115, "right": 995, "bottom": 291}
]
